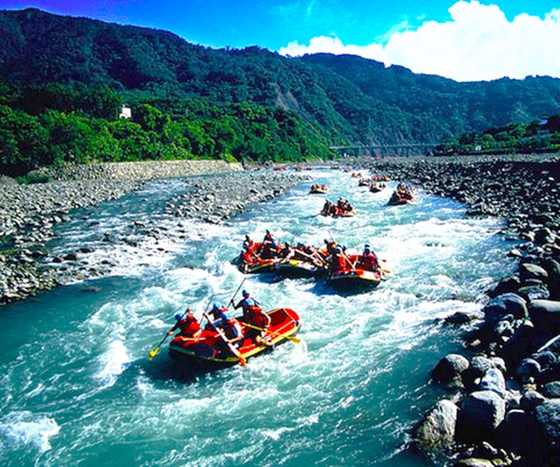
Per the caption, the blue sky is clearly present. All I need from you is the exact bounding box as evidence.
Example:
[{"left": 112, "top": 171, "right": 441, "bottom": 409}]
[{"left": 1, "top": 1, "right": 559, "bottom": 82}]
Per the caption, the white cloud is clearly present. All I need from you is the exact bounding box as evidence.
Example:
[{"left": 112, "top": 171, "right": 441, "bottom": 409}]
[{"left": 279, "top": 1, "right": 560, "bottom": 82}]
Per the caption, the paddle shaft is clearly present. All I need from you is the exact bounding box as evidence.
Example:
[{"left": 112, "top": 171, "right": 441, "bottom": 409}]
[
  {"left": 228, "top": 277, "right": 247, "bottom": 307},
  {"left": 243, "top": 322, "right": 301, "bottom": 343},
  {"left": 147, "top": 333, "right": 170, "bottom": 360},
  {"left": 203, "top": 312, "right": 246, "bottom": 366}
]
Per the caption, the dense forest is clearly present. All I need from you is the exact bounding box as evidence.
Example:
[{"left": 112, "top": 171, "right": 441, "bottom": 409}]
[
  {"left": 1, "top": 8, "right": 560, "bottom": 175},
  {"left": 433, "top": 115, "right": 560, "bottom": 156},
  {"left": 0, "top": 81, "right": 332, "bottom": 176}
]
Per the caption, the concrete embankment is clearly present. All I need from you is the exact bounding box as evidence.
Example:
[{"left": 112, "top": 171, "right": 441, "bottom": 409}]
[
  {"left": 0, "top": 160, "right": 308, "bottom": 305},
  {"left": 348, "top": 154, "right": 560, "bottom": 466}
]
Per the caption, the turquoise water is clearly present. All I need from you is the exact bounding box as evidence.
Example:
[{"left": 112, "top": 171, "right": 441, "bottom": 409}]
[{"left": 0, "top": 170, "right": 516, "bottom": 466}]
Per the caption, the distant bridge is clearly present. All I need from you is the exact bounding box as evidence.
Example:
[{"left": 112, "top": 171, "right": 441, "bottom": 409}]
[
  {"left": 329, "top": 144, "right": 437, "bottom": 150},
  {"left": 329, "top": 143, "right": 438, "bottom": 156}
]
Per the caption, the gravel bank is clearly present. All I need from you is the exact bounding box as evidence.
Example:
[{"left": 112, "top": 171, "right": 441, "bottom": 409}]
[
  {"left": 347, "top": 154, "right": 560, "bottom": 466},
  {"left": 0, "top": 164, "right": 308, "bottom": 305}
]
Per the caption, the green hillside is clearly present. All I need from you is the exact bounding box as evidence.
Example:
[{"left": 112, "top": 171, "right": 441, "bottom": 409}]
[{"left": 1, "top": 8, "right": 560, "bottom": 175}]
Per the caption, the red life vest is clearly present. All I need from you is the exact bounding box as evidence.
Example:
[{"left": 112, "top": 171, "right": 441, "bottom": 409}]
[
  {"left": 178, "top": 315, "right": 201, "bottom": 337},
  {"left": 362, "top": 253, "right": 378, "bottom": 270},
  {"left": 247, "top": 305, "right": 267, "bottom": 328},
  {"left": 333, "top": 254, "right": 347, "bottom": 271}
]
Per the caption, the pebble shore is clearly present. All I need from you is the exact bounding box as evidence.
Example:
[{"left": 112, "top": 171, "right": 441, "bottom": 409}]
[
  {"left": 0, "top": 165, "right": 309, "bottom": 305},
  {"left": 349, "top": 154, "right": 560, "bottom": 466}
]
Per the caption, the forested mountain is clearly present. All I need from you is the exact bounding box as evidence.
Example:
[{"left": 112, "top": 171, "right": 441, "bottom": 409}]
[{"left": 1, "top": 7, "right": 560, "bottom": 175}]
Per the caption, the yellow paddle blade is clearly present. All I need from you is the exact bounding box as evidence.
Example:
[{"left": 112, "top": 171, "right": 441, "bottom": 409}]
[
  {"left": 287, "top": 335, "right": 302, "bottom": 343},
  {"left": 147, "top": 347, "right": 160, "bottom": 361}
]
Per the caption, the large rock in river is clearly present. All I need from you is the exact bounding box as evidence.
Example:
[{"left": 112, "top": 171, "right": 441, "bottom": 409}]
[
  {"left": 458, "top": 390, "right": 506, "bottom": 440},
  {"left": 525, "top": 400, "right": 560, "bottom": 466},
  {"left": 482, "top": 293, "right": 527, "bottom": 323},
  {"left": 529, "top": 300, "right": 560, "bottom": 335},
  {"left": 432, "top": 354, "right": 470, "bottom": 387},
  {"left": 412, "top": 399, "right": 458, "bottom": 452}
]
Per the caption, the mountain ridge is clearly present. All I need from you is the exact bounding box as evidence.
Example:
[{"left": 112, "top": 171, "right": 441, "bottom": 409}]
[{"left": 1, "top": 7, "right": 560, "bottom": 149}]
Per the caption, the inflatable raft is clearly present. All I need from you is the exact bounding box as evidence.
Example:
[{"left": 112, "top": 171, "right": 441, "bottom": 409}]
[
  {"left": 327, "top": 268, "right": 383, "bottom": 289},
  {"left": 168, "top": 308, "right": 301, "bottom": 367}
]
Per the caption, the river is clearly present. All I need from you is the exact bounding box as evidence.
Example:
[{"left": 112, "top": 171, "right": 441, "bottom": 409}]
[{"left": 0, "top": 169, "right": 517, "bottom": 466}]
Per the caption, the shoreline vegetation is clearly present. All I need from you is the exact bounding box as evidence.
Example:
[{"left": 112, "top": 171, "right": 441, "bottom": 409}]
[{"left": 0, "top": 153, "right": 559, "bottom": 465}]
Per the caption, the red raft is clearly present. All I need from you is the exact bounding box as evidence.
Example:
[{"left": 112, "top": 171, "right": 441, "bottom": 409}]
[
  {"left": 238, "top": 241, "right": 279, "bottom": 274},
  {"left": 168, "top": 308, "right": 301, "bottom": 366},
  {"left": 327, "top": 268, "right": 383, "bottom": 289},
  {"left": 327, "top": 254, "right": 384, "bottom": 289}
]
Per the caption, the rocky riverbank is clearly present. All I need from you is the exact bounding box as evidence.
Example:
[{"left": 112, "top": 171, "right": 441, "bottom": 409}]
[
  {"left": 0, "top": 163, "right": 308, "bottom": 305},
  {"left": 349, "top": 155, "right": 560, "bottom": 466}
]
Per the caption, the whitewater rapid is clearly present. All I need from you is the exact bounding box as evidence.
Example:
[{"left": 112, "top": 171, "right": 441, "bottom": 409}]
[{"left": 0, "top": 169, "right": 517, "bottom": 466}]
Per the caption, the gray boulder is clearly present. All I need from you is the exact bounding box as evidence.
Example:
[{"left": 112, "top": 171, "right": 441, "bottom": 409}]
[
  {"left": 516, "top": 358, "right": 542, "bottom": 383},
  {"left": 519, "top": 263, "right": 549, "bottom": 282},
  {"left": 413, "top": 399, "right": 458, "bottom": 452},
  {"left": 479, "top": 368, "right": 506, "bottom": 398},
  {"left": 517, "top": 284, "right": 550, "bottom": 301},
  {"left": 530, "top": 300, "right": 560, "bottom": 334},
  {"left": 432, "top": 354, "right": 470, "bottom": 387},
  {"left": 496, "top": 409, "right": 536, "bottom": 458},
  {"left": 500, "top": 319, "right": 536, "bottom": 366},
  {"left": 520, "top": 391, "right": 547, "bottom": 412},
  {"left": 482, "top": 293, "right": 527, "bottom": 323},
  {"left": 459, "top": 390, "right": 506, "bottom": 437},
  {"left": 468, "top": 356, "right": 495, "bottom": 380},
  {"left": 543, "top": 382, "right": 560, "bottom": 399},
  {"left": 526, "top": 400, "right": 560, "bottom": 466}
]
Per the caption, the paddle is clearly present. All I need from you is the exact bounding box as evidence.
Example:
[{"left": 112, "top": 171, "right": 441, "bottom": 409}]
[
  {"left": 148, "top": 296, "right": 214, "bottom": 361},
  {"left": 243, "top": 322, "right": 301, "bottom": 344},
  {"left": 203, "top": 311, "right": 247, "bottom": 366},
  {"left": 147, "top": 334, "right": 169, "bottom": 361},
  {"left": 295, "top": 247, "right": 327, "bottom": 268},
  {"left": 228, "top": 277, "right": 247, "bottom": 308}
]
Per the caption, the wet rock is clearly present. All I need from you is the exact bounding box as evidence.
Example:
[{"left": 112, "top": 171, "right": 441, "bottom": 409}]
[
  {"left": 482, "top": 293, "right": 528, "bottom": 323},
  {"left": 445, "top": 310, "right": 484, "bottom": 325},
  {"left": 479, "top": 368, "right": 506, "bottom": 398},
  {"left": 500, "top": 319, "right": 536, "bottom": 366},
  {"left": 519, "top": 263, "right": 549, "bottom": 283},
  {"left": 527, "top": 400, "right": 560, "bottom": 466},
  {"left": 496, "top": 409, "right": 536, "bottom": 458},
  {"left": 468, "top": 356, "right": 495, "bottom": 381},
  {"left": 432, "top": 354, "right": 470, "bottom": 387},
  {"left": 459, "top": 390, "right": 506, "bottom": 437},
  {"left": 412, "top": 399, "right": 458, "bottom": 452},
  {"left": 543, "top": 382, "right": 560, "bottom": 398},
  {"left": 516, "top": 358, "right": 542, "bottom": 383},
  {"left": 517, "top": 284, "right": 550, "bottom": 301},
  {"left": 520, "top": 391, "right": 547, "bottom": 411},
  {"left": 529, "top": 300, "right": 560, "bottom": 335}
]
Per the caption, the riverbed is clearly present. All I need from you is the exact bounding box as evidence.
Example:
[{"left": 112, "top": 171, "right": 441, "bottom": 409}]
[{"left": 0, "top": 168, "right": 518, "bottom": 466}]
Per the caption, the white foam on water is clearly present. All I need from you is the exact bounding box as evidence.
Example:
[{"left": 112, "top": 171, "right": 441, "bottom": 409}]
[
  {"left": 0, "top": 169, "right": 521, "bottom": 466},
  {"left": 0, "top": 412, "right": 60, "bottom": 453},
  {"left": 94, "top": 339, "right": 130, "bottom": 387}
]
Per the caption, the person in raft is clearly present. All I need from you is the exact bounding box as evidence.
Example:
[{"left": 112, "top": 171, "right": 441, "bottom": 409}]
[
  {"left": 167, "top": 307, "right": 202, "bottom": 341},
  {"left": 243, "top": 234, "right": 254, "bottom": 251},
  {"left": 233, "top": 289, "right": 260, "bottom": 321},
  {"left": 209, "top": 303, "right": 244, "bottom": 348},
  {"left": 331, "top": 246, "right": 348, "bottom": 272},
  {"left": 358, "top": 244, "right": 379, "bottom": 271},
  {"left": 234, "top": 291, "right": 273, "bottom": 347}
]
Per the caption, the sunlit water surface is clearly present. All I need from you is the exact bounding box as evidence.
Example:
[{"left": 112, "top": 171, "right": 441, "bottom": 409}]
[{"left": 0, "top": 170, "right": 517, "bottom": 466}]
